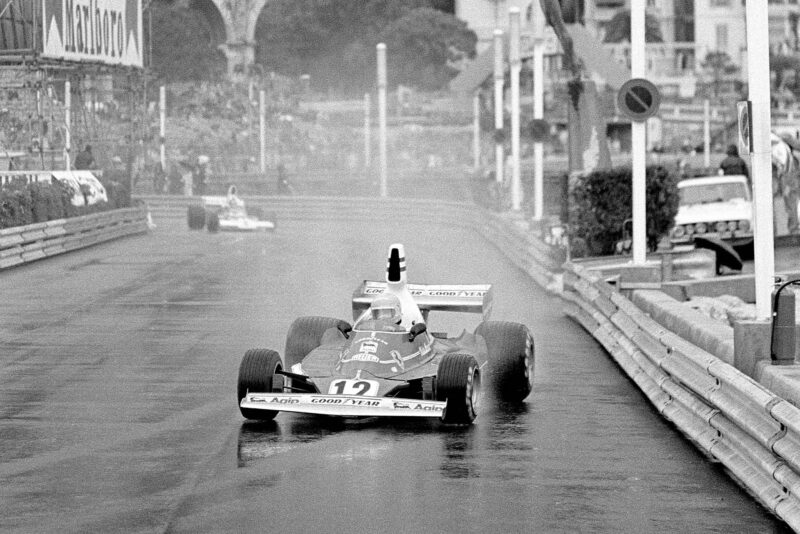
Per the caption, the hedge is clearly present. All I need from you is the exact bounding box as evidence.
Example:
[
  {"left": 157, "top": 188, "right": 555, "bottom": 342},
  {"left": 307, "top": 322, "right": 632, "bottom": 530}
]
[
  {"left": 568, "top": 165, "right": 680, "bottom": 257},
  {"left": 0, "top": 177, "right": 130, "bottom": 230}
]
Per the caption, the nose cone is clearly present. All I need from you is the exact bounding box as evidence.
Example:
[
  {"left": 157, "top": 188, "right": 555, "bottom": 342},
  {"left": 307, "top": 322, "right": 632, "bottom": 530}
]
[{"left": 386, "top": 243, "right": 406, "bottom": 284}]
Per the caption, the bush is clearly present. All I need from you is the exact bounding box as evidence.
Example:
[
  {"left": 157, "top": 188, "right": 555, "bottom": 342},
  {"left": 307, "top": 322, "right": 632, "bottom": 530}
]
[
  {"left": 568, "top": 165, "right": 680, "bottom": 257},
  {"left": 0, "top": 179, "right": 125, "bottom": 229}
]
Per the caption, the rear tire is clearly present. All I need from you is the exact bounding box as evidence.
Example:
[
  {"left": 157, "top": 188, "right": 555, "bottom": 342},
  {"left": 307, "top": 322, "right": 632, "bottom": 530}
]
[
  {"left": 237, "top": 349, "right": 283, "bottom": 420},
  {"left": 187, "top": 205, "right": 205, "bottom": 229},
  {"left": 284, "top": 316, "right": 351, "bottom": 369},
  {"left": 206, "top": 211, "right": 220, "bottom": 233},
  {"left": 437, "top": 353, "right": 480, "bottom": 424},
  {"left": 476, "top": 321, "right": 534, "bottom": 402}
]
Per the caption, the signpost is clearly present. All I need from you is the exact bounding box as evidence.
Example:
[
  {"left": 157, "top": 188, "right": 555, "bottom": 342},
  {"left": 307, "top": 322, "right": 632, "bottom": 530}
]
[
  {"left": 629, "top": 0, "right": 647, "bottom": 265},
  {"left": 493, "top": 29, "right": 504, "bottom": 185}
]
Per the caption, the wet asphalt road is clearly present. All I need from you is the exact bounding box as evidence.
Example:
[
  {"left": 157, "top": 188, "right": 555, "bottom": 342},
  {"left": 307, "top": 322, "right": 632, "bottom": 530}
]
[{"left": 0, "top": 216, "right": 791, "bottom": 533}]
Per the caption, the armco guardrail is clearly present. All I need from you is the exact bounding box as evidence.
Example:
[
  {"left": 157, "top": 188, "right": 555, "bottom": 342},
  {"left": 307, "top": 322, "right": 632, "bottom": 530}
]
[
  {"left": 0, "top": 207, "right": 149, "bottom": 269},
  {"left": 561, "top": 262, "right": 800, "bottom": 530}
]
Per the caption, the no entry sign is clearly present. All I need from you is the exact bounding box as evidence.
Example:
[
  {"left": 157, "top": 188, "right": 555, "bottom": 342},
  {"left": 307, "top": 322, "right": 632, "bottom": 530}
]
[{"left": 617, "top": 78, "right": 661, "bottom": 122}]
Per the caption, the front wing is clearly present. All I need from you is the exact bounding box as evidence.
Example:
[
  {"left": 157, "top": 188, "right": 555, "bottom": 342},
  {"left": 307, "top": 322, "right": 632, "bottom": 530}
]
[
  {"left": 219, "top": 217, "right": 275, "bottom": 231},
  {"left": 241, "top": 392, "right": 446, "bottom": 418}
]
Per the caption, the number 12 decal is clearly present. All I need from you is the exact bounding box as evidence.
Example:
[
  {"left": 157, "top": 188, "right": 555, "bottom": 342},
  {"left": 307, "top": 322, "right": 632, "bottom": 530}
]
[{"left": 329, "top": 379, "right": 379, "bottom": 396}]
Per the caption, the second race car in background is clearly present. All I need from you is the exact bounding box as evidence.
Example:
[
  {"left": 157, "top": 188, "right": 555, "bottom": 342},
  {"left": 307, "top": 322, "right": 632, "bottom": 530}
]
[
  {"left": 236, "top": 243, "right": 535, "bottom": 425},
  {"left": 187, "top": 185, "right": 276, "bottom": 232}
]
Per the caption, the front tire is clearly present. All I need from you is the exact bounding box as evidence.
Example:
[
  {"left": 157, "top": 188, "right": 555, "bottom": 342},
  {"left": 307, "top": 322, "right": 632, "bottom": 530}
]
[
  {"left": 476, "top": 321, "right": 534, "bottom": 402},
  {"left": 237, "top": 349, "right": 283, "bottom": 420},
  {"left": 206, "top": 211, "right": 220, "bottom": 233},
  {"left": 284, "top": 316, "right": 351, "bottom": 369},
  {"left": 187, "top": 205, "right": 205, "bottom": 229},
  {"left": 437, "top": 353, "right": 480, "bottom": 424}
]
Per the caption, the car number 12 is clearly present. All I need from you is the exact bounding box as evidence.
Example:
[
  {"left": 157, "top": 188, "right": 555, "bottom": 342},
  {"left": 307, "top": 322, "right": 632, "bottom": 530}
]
[{"left": 329, "top": 379, "right": 379, "bottom": 396}]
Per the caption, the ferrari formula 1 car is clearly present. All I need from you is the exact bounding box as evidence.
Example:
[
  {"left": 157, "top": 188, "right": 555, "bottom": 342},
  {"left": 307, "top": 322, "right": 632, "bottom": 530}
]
[
  {"left": 237, "top": 244, "right": 535, "bottom": 425},
  {"left": 187, "top": 186, "right": 276, "bottom": 232}
]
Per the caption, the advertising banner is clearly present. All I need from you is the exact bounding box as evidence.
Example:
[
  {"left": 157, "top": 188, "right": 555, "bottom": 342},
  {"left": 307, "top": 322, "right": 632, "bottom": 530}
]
[{"left": 41, "top": 0, "right": 143, "bottom": 68}]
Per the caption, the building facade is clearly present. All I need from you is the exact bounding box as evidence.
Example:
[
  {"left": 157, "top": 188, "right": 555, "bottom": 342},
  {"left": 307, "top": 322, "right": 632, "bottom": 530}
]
[{"left": 456, "top": 0, "right": 800, "bottom": 97}]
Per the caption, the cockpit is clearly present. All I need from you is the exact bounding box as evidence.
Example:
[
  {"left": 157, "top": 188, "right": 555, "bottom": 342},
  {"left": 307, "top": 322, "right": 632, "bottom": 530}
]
[{"left": 354, "top": 293, "right": 406, "bottom": 332}]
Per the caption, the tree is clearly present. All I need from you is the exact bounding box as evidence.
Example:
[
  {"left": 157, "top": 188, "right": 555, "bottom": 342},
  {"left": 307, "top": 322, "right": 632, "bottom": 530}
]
[
  {"left": 149, "top": 1, "right": 226, "bottom": 82},
  {"left": 701, "top": 51, "right": 739, "bottom": 98},
  {"left": 253, "top": 0, "right": 475, "bottom": 94},
  {"left": 602, "top": 9, "right": 665, "bottom": 43},
  {"left": 378, "top": 8, "right": 477, "bottom": 91},
  {"left": 772, "top": 53, "right": 800, "bottom": 93}
]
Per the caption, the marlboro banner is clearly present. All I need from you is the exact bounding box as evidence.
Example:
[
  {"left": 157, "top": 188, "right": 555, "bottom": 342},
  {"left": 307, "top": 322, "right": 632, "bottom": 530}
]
[{"left": 41, "top": 0, "right": 143, "bottom": 68}]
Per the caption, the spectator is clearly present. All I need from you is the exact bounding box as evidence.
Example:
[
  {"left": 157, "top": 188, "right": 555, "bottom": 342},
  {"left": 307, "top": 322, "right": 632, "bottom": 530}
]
[
  {"left": 74, "top": 144, "right": 95, "bottom": 170},
  {"left": 194, "top": 155, "right": 209, "bottom": 196},
  {"left": 277, "top": 162, "right": 292, "bottom": 194},
  {"left": 719, "top": 144, "right": 750, "bottom": 186},
  {"left": 167, "top": 163, "right": 183, "bottom": 195},
  {"left": 152, "top": 162, "right": 166, "bottom": 194}
]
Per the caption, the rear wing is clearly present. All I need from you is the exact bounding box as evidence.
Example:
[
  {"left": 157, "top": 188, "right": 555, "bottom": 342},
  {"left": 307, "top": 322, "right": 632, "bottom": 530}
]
[
  {"left": 352, "top": 281, "right": 493, "bottom": 321},
  {"left": 201, "top": 195, "right": 230, "bottom": 208}
]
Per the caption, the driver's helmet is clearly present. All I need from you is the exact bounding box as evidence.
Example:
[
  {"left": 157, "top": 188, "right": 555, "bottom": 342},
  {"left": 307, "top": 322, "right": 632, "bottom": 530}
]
[{"left": 370, "top": 293, "right": 402, "bottom": 324}]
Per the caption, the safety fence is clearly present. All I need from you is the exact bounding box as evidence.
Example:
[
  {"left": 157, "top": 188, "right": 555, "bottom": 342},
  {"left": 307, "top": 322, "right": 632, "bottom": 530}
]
[
  {"left": 561, "top": 261, "right": 800, "bottom": 531},
  {"left": 0, "top": 207, "right": 149, "bottom": 269}
]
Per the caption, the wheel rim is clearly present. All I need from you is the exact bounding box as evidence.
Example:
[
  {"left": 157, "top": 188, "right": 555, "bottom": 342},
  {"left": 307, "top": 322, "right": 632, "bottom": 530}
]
[
  {"left": 467, "top": 365, "right": 480, "bottom": 412},
  {"left": 523, "top": 335, "right": 533, "bottom": 384}
]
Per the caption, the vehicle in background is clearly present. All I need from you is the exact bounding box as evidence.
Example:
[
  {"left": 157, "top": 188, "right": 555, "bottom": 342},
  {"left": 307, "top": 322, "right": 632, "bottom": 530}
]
[
  {"left": 669, "top": 175, "right": 753, "bottom": 253},
  {"left": 187, "top": 185, "right": 276, "bottom": 232}
]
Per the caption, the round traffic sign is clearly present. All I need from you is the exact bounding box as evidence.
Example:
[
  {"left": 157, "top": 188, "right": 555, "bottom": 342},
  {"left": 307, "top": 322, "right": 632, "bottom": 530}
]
[
  {"left": 736, "top": 100, "right": 752, "bottom": 154},
  {"left": 617, "top": 78, "right": 661, "bottom": 122},
  {"left": 527, "top": 119, "right": 550, "bottom": 141}
]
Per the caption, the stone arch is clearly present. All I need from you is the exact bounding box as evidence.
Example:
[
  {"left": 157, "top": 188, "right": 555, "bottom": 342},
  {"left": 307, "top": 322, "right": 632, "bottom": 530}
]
[
  {"left": 188, "top": 0, "right": 228, "bottom": 46},
  {"left": 207, "top": 0, "right": 268, "bottom": 76}
]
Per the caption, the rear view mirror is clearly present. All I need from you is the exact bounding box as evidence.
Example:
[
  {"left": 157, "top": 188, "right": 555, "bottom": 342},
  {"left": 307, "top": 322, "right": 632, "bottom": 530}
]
[
  {"left": 337, "top": 322, "right": 353, "bottom": 339},
  {"left": 408, "top": 323, "right": 427, "bottom": 342}
]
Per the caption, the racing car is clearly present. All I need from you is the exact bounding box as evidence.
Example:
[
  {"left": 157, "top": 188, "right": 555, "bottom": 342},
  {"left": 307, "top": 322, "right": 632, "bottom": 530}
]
[
  {"left": 187, "top": 185, "right": 276, "bottom": 232},
  {"left": 237, "top": 244, "right": 535, "bottom": 425}
]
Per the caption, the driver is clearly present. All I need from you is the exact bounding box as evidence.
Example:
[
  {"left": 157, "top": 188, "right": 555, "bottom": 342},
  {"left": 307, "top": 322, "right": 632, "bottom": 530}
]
[{"left": 368, "top": 293, "right": 403, "bottom": 328}]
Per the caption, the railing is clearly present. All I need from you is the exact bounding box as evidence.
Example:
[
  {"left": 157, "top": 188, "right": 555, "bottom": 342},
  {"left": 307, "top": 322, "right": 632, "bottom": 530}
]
[
  {"left": 561, "top": 261, "right": 800, "bottom": 530},
  {"left": 0, "top": 207, "right": 149, "bottom": 269}
]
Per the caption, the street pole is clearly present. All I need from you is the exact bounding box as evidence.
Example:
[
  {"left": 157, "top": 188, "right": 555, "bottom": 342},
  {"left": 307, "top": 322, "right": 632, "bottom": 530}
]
[
  {"left": 745, "top": 1, "right": 776, "bottom": 320},
  {"left": 364, "top": 92, "right": 371, "bottom": 169},
  {"left": 532, "top": 1, "right": 545, "bottom": 222},
  {"left": 65, "top": 80, "right": 71, "bottom": 171},
  {"left": 703, "top": 99, "right": 711, "bottom": 169},
  {"left": 493, "top": 29, "right": 504, "bottom": 184},
  {"left": 473, "top": 92, "right": 480, "bottom": 172},
  {"left": 377, "top": 43, "right": 388, "bottom": 197},
  {"left": 259, "top": 90, "right": 267, "bottom": 174},
  {"left": 631, "top": 0, "right": 646, "bottom": 265},
  {"left": 159, "top": 85, "right": 166, "bottom": 175},
  {"left": 510, "top": 8, "right": 522, "bottom": 210}
]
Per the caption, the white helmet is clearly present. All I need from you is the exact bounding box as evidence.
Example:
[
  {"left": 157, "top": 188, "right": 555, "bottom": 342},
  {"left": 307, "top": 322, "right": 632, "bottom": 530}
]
[{"left": 370, "top": 293, "right": 402, "bottom": 324}]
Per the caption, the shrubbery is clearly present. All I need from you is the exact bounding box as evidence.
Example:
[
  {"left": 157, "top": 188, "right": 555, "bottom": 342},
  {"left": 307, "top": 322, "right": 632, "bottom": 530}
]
[
  {"left": 568, "top": 166, "right": 680, "bottom": 257},
  {"left": 0, "top": 177, "right": 130, "bottom": 230}
]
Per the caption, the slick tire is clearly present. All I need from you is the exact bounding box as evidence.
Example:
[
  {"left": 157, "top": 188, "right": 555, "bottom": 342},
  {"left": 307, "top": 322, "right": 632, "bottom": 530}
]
[
  {"left": 284, "top": 316, "right": 351, "bottom": 370},
  {"left": 237, "top": 349, "right": 283, "bottom": 420},
  {"left": 475, "top": 321, "right": 534, "bottom": 402},
  {"left": 187, "top": 204, "right": 206, "bottom": 230},
  {"left": 206, "top": 210, "right": 220, "bottom": 233},
  {"left": 437, "top": 353, "right": 480, "bottom": 424}
]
